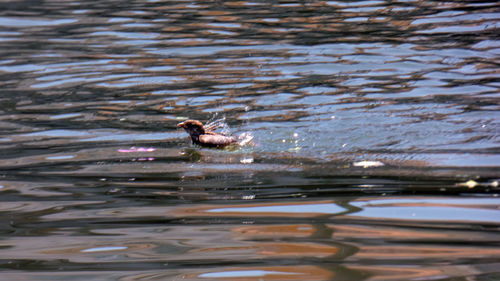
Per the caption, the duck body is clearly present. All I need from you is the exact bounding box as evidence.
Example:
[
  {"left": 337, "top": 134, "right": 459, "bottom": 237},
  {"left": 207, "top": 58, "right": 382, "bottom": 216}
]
[{"left": 177, "top": 120, "right": 237, "bottom": 148}]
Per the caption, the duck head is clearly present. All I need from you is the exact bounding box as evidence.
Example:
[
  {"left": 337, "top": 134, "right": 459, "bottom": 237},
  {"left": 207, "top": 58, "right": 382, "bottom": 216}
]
[{"left": 177, "top": 120, "right": 206, "bottom": 141}]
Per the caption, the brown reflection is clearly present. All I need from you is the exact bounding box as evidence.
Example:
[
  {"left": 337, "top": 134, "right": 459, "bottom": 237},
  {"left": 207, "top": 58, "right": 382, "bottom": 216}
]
[
  {"left": 233, "top": 224, "right": 316, "bottom": 238},
  {"left": 348, "top": 264, "right": 477, "bottom": 281},
  {"left": 194, "top": 242, "right": 337, "bottom": 258},
  {"left": 330, "top": 224, "right": 455, "bottom": 240},
  {"left": 353, "top": 245, "right": 500, "bottom": 260},
  {"left": 172, "top": 200, "right": 340, "bottom": 218}
]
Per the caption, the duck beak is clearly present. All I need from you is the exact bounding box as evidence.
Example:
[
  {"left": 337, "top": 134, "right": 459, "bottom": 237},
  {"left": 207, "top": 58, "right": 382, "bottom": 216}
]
[{"left": 177, "top": 122, "right": 185, "bottom": 128}]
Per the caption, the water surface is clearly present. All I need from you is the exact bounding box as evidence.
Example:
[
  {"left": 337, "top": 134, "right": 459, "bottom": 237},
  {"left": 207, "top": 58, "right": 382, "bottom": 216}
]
[{"left": 0, "top": 0, "right": 499, "bottom": 280}]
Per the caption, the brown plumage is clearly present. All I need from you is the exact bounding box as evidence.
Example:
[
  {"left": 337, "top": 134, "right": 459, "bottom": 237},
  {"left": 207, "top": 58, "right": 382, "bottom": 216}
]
[{"left": 177, "top": 119, "right": 237, "bottom": 148}]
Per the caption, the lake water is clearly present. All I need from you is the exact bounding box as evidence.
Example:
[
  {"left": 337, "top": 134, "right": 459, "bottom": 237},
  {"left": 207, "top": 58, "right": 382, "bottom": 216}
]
[{"left": 1, "top": 0, "right": 499, "bottom": 280}]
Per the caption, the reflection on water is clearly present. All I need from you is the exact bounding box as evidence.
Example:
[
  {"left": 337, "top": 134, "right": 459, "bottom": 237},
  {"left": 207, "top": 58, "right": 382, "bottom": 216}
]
[{"left": 1, "top": 0, "right": 499, "bottom": 280}]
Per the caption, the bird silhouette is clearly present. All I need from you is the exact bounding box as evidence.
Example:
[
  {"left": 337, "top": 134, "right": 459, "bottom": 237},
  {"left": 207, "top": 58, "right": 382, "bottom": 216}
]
[{"left": 177, "top": 119, "right": 237, "bottom": 148}]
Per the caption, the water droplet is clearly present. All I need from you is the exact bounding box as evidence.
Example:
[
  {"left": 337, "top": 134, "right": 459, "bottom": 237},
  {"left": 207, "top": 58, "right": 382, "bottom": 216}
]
[
  {"left": 240, "top": 157, "right": 254, "bottom": 164},
  {"left": 456, "top": 179, "right": 478, "bottom": 189},
  {"left": 353, "top": 161, "right": 385, "bottom": 168}
]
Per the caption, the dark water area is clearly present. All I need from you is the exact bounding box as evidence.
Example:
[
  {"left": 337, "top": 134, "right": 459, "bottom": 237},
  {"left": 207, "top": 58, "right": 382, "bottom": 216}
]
[{"left": 1, "top": 0, "right": 500, "bottom": 280}]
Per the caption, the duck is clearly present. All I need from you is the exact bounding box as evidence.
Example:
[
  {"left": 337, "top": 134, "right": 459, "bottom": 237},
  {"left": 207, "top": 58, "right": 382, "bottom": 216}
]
[{"left": 177, "top": 119, "right": 238, "bottom": 148}]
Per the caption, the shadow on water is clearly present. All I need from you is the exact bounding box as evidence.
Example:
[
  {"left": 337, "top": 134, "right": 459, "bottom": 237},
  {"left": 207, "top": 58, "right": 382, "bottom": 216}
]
[{"left": 0, "top": 0, "right": 499, "bottom": 280}]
